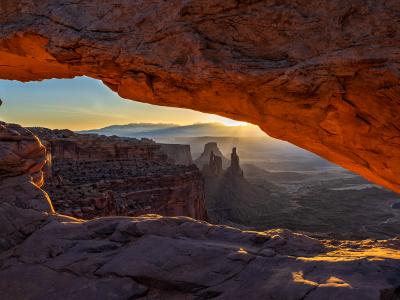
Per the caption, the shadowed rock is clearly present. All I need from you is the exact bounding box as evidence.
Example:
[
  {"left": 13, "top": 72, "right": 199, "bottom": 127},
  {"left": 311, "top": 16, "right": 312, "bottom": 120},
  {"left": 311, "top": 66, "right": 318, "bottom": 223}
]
[
  {"left": 195, "top": 142, "right": 229, "bottom": 170},
  {"left": 226, "top": 147, "right": 243, "bottom": 178}
]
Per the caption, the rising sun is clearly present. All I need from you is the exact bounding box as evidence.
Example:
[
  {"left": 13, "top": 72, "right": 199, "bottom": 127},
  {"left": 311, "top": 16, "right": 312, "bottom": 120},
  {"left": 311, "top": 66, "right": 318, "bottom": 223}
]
[{"left": 206, "top": 114, "right": 248, "bottom": 126}]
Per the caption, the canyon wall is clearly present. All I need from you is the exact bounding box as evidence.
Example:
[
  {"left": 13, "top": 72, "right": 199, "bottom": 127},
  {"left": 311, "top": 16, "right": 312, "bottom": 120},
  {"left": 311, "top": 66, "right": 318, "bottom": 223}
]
[
  {"left": 0, "top": 1, "right": 399, "bottom": 192},
  {"left": 30, "top": 127, "right": 207, "bottom": 220},
  {"left": 158, "top": 143, "right": 193, "bottom": 166},
  {"left": 29, "top": 128, "right": 165, "bottom": 162},
  {"left": 1, "top": 121, "right": 400, "bottom": 299}
]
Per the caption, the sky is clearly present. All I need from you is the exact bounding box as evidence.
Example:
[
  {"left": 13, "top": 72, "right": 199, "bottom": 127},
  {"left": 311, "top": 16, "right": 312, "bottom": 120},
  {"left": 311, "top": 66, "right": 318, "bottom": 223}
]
[{"left": 0, "top": 76, "right": 248, "bottom": 130}]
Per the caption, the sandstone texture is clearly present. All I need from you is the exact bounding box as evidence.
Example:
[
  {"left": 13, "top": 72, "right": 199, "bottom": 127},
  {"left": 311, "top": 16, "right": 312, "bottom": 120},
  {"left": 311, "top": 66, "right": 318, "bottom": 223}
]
[
  {"left": 29, "top": 127, "right": 207, "bottom": 220},
  {"left": 0, "top": 1, "right": 400, "bottom": 192},
  {"left": 0, "top": 122, "right": 400, "bottom": 299}
]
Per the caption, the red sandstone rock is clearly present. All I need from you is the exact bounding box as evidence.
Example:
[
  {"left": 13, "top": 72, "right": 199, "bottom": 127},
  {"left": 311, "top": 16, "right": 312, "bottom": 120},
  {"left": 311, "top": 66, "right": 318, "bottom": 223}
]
[
  {"left": 0, "top": 1, "right": 399, "bottom": 192},
  {"left": 30, "top": 127, "right": 207, "bottom": 220},
  {"left": 0, "top": 122, "right": 46, "bottom": 185}
]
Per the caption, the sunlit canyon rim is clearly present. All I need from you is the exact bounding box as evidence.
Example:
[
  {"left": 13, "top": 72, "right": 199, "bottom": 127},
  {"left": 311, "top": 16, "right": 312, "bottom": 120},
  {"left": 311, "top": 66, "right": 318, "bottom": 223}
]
[{"left": 0, "top": 1, "right": 400, "bottom": 299}]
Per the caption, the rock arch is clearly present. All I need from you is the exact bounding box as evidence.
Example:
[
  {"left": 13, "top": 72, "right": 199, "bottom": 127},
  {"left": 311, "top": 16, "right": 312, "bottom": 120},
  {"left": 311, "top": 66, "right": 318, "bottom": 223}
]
[{"left": 1, "top": 0, "right": 399, "bottom": 193}]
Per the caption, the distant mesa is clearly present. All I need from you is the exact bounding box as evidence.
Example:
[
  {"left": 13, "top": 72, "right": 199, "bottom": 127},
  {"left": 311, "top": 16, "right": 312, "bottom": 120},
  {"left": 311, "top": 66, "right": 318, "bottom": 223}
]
[
  {"left": 158, "top": 143, "right": 193, "bottom": 166},
  {"left": 194, "top": 142, "right": 229, "bottom": 170},
  {"left": 30, "top": 127, "right": 193, "bottom": 166},
  {"left": 197, "top": 142, "right": 244, "bottom": 179}
]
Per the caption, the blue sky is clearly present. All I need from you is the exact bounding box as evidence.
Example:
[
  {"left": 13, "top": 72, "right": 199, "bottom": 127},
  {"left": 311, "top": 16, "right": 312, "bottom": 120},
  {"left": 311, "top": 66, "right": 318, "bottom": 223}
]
[{"left": 0, "top": 76, "right": 245, "bottom": 130}]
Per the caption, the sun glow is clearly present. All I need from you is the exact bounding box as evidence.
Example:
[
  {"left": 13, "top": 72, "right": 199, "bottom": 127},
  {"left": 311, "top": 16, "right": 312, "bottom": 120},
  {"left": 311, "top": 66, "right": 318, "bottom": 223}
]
[
  {"left": 0, "top": 77, "right": 252, "bottom": 130},
  {"left": 218, "top": 119, "right": 248, "bottom": 127},
  {"left": 205, "top": 114, "right": 249, "bottom": 127}
]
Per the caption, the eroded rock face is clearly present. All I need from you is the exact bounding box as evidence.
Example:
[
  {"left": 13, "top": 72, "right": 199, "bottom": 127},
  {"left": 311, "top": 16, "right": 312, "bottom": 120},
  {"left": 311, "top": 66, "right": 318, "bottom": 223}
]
[
  {"left": 29, "top": 127, "right": 207, "bottom": 220},
  {"left": 0, "top": 1, "right": 399, "bottom": 192},
  {"left": 0, "top": 122, "right": 53, "bottom": 252}
]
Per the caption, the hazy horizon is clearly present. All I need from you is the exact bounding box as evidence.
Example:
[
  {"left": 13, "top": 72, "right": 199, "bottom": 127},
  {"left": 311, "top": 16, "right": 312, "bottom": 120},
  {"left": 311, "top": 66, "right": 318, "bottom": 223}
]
[{"left": 0, "top": 76, "right": 249, "bottom": 130}]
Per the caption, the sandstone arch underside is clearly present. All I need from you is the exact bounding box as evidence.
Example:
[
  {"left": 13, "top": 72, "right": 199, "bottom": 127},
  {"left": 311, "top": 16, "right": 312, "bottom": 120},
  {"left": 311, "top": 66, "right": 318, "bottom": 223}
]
[{"left": 1, "top": 0, "right": 399, "bottom": 192}]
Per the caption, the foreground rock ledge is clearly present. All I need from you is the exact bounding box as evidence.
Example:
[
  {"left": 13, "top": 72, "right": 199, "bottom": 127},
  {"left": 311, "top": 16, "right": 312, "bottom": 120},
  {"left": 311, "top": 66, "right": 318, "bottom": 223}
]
[
  {"left": 0, "top": 1, "right": 400, "bottom": 193},
  {"left": 1, "top": 125, "right": 400, "bottom": 299}
]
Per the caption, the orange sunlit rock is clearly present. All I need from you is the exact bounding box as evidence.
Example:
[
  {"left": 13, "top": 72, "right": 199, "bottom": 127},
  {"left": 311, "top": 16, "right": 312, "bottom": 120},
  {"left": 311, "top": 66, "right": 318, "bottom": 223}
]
[{"left": 0, "top": 1, "right": 399, "bottom": 193}]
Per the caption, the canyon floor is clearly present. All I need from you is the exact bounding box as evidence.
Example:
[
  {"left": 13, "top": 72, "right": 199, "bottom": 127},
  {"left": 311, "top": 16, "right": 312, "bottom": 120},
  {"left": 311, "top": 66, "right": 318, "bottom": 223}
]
[
  {"left": 158, "top": 136, "right": 400, "bottom": 240},
  {"left": 206, "top": 165, "right": 400, "bottom": 240}
]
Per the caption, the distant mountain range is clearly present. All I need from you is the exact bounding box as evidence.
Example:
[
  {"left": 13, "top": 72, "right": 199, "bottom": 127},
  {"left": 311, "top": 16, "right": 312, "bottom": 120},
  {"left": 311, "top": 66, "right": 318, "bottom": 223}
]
[{"left": 79, "top": 122, "right": 266, "bottom": 138}]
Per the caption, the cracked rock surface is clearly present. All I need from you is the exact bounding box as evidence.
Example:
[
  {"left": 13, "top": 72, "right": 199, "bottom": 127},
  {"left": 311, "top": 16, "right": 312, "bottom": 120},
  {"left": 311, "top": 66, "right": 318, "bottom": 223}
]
[
  {"left": 1, "top": 125, "right": 400, "bottom": 299},
  {"left": 0, "top": 1, "right": 400, "bottom": 192}
]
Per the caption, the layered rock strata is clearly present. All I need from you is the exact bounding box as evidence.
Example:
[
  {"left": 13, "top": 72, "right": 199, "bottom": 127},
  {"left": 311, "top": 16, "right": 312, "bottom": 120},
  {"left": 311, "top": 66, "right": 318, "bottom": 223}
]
[
  {"left": 29, "top": 127, "right": 206, "bottom": 220},
  {"left": 0, "top": 122, "right": 400, "bottom": 299},
  {"left": 0, "top": 1, "right": 400, "bottom": 192}
]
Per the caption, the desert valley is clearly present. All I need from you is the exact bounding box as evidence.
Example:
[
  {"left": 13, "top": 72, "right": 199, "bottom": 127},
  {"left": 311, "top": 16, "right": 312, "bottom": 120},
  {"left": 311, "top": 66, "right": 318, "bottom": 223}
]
[{"left": 81, "top": 123, "right": 400, "bottom": 240}]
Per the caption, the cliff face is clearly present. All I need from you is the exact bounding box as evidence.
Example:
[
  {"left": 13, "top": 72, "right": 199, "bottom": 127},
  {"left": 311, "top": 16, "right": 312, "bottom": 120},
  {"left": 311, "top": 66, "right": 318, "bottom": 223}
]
[
  {"left": 1, "top": 122, "right": 400, "bottom": 299},
  {"left": 29, "top": 127, "right": 207, "bottom": 220},
  {"left": 0, "top": 122, "right": 53, "bottom": 253},
  {"left": 158, "top": 143, "right": 193, "bottom": 166},
  {"left": 1, "top": 1, "right": 400, "bottom": 192},
  {"left": 30, "top": 127, "right": 165, "bottom": 162}
]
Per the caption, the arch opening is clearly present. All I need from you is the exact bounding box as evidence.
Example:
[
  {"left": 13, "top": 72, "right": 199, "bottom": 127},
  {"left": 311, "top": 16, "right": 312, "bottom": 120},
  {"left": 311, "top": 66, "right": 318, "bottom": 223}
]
[
  {"left": 1, "top": 77, "right": 400, "bottom": 240},
  {"left": 0, "top": 29, "right": 399, "bottom": 194}
]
